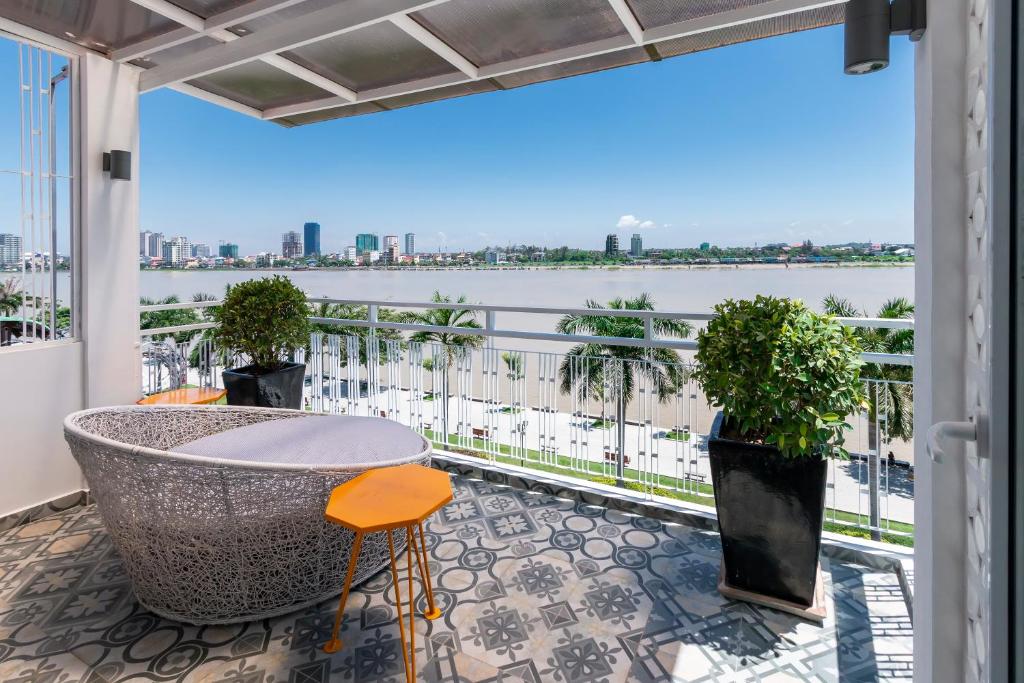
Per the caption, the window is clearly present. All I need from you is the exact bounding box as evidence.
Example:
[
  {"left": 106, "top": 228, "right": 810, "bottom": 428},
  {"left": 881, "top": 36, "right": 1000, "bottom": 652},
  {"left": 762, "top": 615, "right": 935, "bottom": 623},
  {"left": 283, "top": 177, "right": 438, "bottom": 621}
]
[{"left": 0, "top": 36, "right": 74, "bottom": 348}]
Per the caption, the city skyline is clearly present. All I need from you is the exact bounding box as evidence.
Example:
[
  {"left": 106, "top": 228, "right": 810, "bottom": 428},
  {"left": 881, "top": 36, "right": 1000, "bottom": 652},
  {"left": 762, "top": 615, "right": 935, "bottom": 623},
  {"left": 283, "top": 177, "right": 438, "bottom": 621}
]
[{"left": 133, "top": 25, "right": 913, "bottom": 255}]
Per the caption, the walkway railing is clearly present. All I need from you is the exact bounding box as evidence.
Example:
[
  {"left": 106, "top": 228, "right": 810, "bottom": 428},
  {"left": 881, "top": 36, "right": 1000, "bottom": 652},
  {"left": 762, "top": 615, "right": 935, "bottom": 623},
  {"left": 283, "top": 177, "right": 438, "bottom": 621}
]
[{"left": 139, "top": 298, "right": 915, "bottom": 544}]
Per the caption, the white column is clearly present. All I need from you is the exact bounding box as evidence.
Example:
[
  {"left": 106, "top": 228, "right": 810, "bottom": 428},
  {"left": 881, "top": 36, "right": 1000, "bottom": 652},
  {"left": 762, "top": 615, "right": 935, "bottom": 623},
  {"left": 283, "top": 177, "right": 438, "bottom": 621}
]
[
  {"left": 913, "top": 0, "right": 968, "bottom": 680},
  {"left": 79, "top": 53, "right": 141, "bottom": 407}
]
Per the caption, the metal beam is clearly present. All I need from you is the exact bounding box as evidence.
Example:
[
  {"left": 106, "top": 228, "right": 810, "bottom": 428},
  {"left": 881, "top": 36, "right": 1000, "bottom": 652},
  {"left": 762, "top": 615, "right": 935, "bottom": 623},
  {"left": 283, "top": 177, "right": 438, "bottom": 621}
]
[
  {"left": 390, "top": 14, "right": 478, "bottom": 78},
  {"left": 139, "top": 0, "right": 454, "bottom": 92},
  {"left": 167, "top": 82, "right": 264, "bottom": 119},
  {"left": 112, "top": 0, "right": 316, "bottom": 62},
  {"left": 606, "top": 0, "right": 644, "bottom": 44},
  {"left": 262, "top": 0, "right": 842, "bottom": 121},
  {"left": 129, "top": 0, "right": 204, "bottom": 32}
]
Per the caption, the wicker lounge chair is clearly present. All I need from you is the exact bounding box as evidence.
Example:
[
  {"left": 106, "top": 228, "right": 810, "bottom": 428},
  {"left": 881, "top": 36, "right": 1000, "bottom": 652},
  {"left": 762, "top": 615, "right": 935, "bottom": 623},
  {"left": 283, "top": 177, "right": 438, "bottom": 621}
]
[{"left": 63, "top": 405, "right": 431, "bottom": 624}]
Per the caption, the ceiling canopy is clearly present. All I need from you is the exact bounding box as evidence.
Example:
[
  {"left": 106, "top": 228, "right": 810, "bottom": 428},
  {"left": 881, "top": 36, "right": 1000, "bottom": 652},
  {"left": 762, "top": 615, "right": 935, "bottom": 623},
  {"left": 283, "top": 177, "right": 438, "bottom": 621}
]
[{"left": 2, "top": 0, "right": 846, "bottom": 126}]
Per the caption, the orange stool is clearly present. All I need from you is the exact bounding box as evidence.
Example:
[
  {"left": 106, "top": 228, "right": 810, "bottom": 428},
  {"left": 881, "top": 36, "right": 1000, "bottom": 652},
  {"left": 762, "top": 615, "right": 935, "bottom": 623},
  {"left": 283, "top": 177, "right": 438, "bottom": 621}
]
[
  {"left": 322, "top": 463, "right": 453, "bottom": 682},
  {"left": 137, "top": 387, "right": 226, "bottom": 405}
]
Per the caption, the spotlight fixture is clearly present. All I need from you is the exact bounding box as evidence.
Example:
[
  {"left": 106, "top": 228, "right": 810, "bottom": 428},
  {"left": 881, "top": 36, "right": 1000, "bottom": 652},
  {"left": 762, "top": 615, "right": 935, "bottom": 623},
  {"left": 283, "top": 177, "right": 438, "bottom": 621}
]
[
  {"left": 844, "top": 0, "right": 926, "bottom": 75},
  {"left": 102, "top": 150, "right": 131, "bottom": 181}
]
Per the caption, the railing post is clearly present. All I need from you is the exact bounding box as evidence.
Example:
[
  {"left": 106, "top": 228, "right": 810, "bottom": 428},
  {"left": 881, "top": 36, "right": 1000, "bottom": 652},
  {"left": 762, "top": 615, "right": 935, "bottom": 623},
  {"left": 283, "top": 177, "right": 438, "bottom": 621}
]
[{"left": 485, "top": 310, "right": 496, "bottom": 350}]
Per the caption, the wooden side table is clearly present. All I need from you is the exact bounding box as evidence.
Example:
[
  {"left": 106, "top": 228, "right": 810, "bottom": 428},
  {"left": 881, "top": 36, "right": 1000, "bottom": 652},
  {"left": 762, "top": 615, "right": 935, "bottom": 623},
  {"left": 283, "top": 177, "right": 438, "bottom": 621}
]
[
  {"left": 137, "top": 387, "right": 227, "bottom": 405},
  {"left": 322, "top": 463, "right": 453, "bottom": 682}
]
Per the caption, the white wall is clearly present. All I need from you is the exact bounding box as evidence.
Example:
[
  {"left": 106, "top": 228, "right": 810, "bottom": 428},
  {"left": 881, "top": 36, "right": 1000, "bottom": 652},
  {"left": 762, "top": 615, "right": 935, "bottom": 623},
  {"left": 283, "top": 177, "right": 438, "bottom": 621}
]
[{"left": 0, "top": 342, "right": 85, "bottom": 515}]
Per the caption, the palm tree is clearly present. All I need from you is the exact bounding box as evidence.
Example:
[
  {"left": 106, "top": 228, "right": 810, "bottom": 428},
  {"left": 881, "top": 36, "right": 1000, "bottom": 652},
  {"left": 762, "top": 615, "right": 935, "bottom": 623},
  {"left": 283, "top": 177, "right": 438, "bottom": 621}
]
[
  {"left": 0, "top": 278, "right": 24, "bottom": 316},
  {"left": 139, "top": 295, "right": 202, "bottom": 343},
  {"left": 823, "top": 294, "right": 914, "bottom": 539},
  {"left": 307, "top": 300, "right": 405, "bottom": 367},
  {"left": 407, "top": 292, "right": 483, "bottom": 438},
  {"left": 556, "top": 293, "right": 691, "bottom": 482}
]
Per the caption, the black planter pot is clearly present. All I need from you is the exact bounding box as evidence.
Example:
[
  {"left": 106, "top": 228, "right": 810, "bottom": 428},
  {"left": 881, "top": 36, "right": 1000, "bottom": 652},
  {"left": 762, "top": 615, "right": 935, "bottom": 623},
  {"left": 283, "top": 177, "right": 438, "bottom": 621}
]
[
  {"left": 707, "top": 412, "right": 828, "bottom": 608},
  {"left": 222, "top": 362, "right": 305, "bottom": 409}
]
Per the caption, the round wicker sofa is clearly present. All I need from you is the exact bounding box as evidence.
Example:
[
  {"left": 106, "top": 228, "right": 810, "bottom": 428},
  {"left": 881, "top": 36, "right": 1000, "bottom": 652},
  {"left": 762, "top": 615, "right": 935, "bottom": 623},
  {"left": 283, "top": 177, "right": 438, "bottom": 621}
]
[{"left": 63, "top": 405, "right": 431, "bottom": 625}]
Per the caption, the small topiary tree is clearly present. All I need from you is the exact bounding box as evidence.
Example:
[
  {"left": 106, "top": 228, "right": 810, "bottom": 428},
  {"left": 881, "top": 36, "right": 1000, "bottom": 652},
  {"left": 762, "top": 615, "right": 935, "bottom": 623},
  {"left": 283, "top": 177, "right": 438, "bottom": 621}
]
[
  {"left": 212, "top": 276, "right": 311, "bottom": 373},
  {"left": 693, "top": 295, "right": 867, "bottom": 459}
]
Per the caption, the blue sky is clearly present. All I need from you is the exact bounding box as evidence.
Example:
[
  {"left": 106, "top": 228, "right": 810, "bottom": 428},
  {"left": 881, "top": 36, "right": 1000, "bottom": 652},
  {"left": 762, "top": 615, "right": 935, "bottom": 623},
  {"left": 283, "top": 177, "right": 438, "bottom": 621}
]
[{"left": 3, "top": 24, "right": 916, "bottom": 256}]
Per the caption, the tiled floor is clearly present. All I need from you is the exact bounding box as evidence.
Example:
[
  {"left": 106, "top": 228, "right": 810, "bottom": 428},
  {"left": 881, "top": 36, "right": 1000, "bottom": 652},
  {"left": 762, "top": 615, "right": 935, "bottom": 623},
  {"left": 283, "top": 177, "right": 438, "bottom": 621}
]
[{"left": 0, "top": 475, "right": 912, "bottom": 682}]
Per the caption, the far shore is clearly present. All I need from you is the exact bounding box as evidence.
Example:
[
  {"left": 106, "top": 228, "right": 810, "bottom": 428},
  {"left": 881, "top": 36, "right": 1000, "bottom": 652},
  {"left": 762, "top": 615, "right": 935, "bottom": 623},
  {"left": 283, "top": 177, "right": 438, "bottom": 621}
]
[{"left": 137, "top": 260, "right": 914, "bottom": 274}]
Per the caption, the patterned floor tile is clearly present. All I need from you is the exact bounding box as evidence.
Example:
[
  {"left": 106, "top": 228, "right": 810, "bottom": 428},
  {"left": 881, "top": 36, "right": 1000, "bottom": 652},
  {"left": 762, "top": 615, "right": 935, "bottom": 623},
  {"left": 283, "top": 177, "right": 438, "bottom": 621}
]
[{"left": 0, "top": 475, "right": 912, "bottom": 682}]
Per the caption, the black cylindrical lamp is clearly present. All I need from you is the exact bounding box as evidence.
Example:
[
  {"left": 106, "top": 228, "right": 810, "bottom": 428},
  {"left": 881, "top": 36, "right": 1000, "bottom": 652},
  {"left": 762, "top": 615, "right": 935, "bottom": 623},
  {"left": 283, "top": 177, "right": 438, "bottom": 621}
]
[{"left": 844, "top": 0, "right": 892, "bottom": 75}]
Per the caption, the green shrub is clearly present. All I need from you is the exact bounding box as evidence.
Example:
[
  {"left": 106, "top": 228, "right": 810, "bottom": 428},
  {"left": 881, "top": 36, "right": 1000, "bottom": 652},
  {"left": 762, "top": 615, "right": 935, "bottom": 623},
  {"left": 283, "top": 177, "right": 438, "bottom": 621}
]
[
  {"left": 212, "top": 276, "right": 311, "bottom": 372},
  {"left": 693, "top": 295, "right": 866, "bottom": 459}
]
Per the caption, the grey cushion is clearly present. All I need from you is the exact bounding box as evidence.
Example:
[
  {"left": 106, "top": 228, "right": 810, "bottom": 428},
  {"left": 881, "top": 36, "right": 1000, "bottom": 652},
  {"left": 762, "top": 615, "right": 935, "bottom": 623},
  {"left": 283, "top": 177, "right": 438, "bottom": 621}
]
[{"left": 170, "top": 415, "right": 428, "bottom": 466}]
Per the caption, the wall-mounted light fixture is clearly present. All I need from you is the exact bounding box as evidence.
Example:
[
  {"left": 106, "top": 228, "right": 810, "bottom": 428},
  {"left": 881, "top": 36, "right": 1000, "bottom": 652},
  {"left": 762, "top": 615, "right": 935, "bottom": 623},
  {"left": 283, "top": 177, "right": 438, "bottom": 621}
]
[
  {"left": 844, "top": 0, "right": 926, "bottom": 75},
  {"left": 102, "top": 150, "right": 131, "bottom": 180}
]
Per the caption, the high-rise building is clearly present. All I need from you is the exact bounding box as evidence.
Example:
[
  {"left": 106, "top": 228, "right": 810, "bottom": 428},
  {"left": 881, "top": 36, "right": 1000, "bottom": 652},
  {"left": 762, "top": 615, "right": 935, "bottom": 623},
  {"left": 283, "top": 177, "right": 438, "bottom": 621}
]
[
  {"left": 0, "top": 234, "right": 23, "bottom": 267},
  {"left": 191, "top": 243, "right": 211, "bottom": 258},
  {"left": 343, "top": 246, "right": 357, "bottom": 262},
  {"left": 384, "top": 243, "right": 400, "bottom": 264},
  {"left": 162, "top": 236, "right": 189, "bottom": 266},
  {"left": 219, "top": 242, "right": 239, "bottom": 259},
  {"left": 282, "top": 231, "right": 303, "bottom": 259},
  {"left": 605, "top": 234, "right": 619, "bottom": 256},
  {"left": 630, "top": 233, "right": 642, "bottom": 257},
  {"left": 139, "top": 230, "right": 154, "bottom": 257},
  {"left": 404, "top": 232, "right": 415, "bottom": 255},
  {"left": 355, "top": 233, "right": 379, "bottom": 254},
  {"left": 303, "top": 222, "right": 320, "bottom": 257},
  {"left": 148, "top": 232, "right": 164, "bottom": 258},
  {"left": 383, "top": 235, "right": 398, "bottom": 254}
]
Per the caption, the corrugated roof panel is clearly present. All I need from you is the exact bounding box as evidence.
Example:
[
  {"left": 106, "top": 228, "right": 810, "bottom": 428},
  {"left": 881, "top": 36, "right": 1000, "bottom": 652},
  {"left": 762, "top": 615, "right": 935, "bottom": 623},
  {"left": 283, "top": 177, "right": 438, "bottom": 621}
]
[
  {"left": 410, "top": 0, "right": 629, "bottom": 68},
  {"left": 653, "top": 4, "right": 844, "bottom": 58},
  {"left": 625, "top": 0, "right": 779, "bottom": 30},
  {"left": 281, "top": 22, "right": 460, "bottom": 92},
  {"left": 187, "top": 59, "right": 333, "bottom": 110}
]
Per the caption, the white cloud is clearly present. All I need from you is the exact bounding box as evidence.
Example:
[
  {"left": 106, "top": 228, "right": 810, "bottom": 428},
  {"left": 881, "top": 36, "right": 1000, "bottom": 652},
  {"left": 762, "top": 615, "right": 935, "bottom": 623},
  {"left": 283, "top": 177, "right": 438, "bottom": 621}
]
[
  {"left": 436, "top": 231, "right": 448, "bottom": 243},
  {"left": 616, "top": 214, "right": 656, "bottom": 230}
]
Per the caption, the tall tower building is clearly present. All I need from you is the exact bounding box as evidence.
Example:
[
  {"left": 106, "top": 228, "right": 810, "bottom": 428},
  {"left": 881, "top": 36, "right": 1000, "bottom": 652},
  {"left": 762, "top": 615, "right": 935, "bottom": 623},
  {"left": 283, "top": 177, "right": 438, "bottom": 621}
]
[
  {"left": 282, "top": 231, "right": 303, "bottom": 259},
  {"left": 355, "top": 233, "right": 379, "bottom": 254},
  {"left": 630, "top": 233, "right": 642, "bottom": 257},
  {"left": 219, "top": 242, "right": 239, "bottom": 259},
  {"left": 148, "top": 232, "right": 164, "bottom": 258},
  {"left": 0, "top": 234, "right": 23, "bottom": 267},
  {"left": 162, "top": 236, "right": 189, "bottom": 266},
  {"left": 140, "top": 230, "right": 153, "bottom": 257},
  {"left": 404, "top": 232, "right": 415, "bottom": 255},
  {"left": 605, "top": 234, "right": 619, "bottom": 256},
  {"left": 303, "top": 222, "right": 320, "bottom": 256}
]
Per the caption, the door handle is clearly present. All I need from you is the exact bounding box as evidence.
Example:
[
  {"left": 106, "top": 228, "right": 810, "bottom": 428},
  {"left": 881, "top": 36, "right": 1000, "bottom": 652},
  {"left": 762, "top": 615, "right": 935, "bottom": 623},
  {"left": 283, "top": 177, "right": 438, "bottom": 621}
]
[{"left": 926, "top": 420, "right": 977, "bottom": 463}]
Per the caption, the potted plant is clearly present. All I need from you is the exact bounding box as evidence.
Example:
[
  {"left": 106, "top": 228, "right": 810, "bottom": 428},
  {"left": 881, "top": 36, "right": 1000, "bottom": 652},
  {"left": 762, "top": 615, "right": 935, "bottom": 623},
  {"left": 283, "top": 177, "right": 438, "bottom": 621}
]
[
  {"left": 213, "top": 276, "right": 311, "bottom": 409},
  {"left": 693, "top": 295, "right": 865, "bottom": 619}
]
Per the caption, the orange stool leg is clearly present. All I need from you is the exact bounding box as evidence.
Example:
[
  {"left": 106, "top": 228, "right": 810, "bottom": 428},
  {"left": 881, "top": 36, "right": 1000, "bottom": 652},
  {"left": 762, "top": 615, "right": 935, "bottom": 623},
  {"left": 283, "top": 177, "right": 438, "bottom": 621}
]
[
  {"left": 415, "top": 522, "right": 442, "bottom": 620},
  {"left": 386, "top": 528, "right": 412, "bottom": 681},
  {"left": 323, "top": 531, "right": 364, "bottom": 654},
  {"left": 406, "top": 526, "right": 416, "bottom": 683}
]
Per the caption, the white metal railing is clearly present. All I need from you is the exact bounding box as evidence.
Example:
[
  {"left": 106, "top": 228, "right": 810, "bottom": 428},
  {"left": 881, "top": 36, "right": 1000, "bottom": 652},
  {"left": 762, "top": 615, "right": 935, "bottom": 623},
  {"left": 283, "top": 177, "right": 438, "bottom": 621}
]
[{"left": 139, "top": 298, "right": 915, "bottom": 542}]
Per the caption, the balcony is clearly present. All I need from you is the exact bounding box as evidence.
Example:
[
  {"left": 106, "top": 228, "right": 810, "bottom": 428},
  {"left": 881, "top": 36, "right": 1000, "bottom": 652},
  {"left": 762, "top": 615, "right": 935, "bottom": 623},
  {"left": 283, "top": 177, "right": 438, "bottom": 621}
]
[{"left": 0, "top": 468, "right": 911, "bottom": 681}]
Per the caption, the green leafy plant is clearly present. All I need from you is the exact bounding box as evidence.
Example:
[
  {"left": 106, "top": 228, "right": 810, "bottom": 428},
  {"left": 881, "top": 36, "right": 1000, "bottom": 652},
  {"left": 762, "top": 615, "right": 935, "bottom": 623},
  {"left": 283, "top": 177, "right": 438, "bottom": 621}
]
[
  {"left": 212, "top": 276, "right": 311, "bottom": 373},
  {"left": 693, "top": 295, "right": 866, "bottom": 459},
  {"left": 408, "top": 292, "right": 484, "bottom": 434}
]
